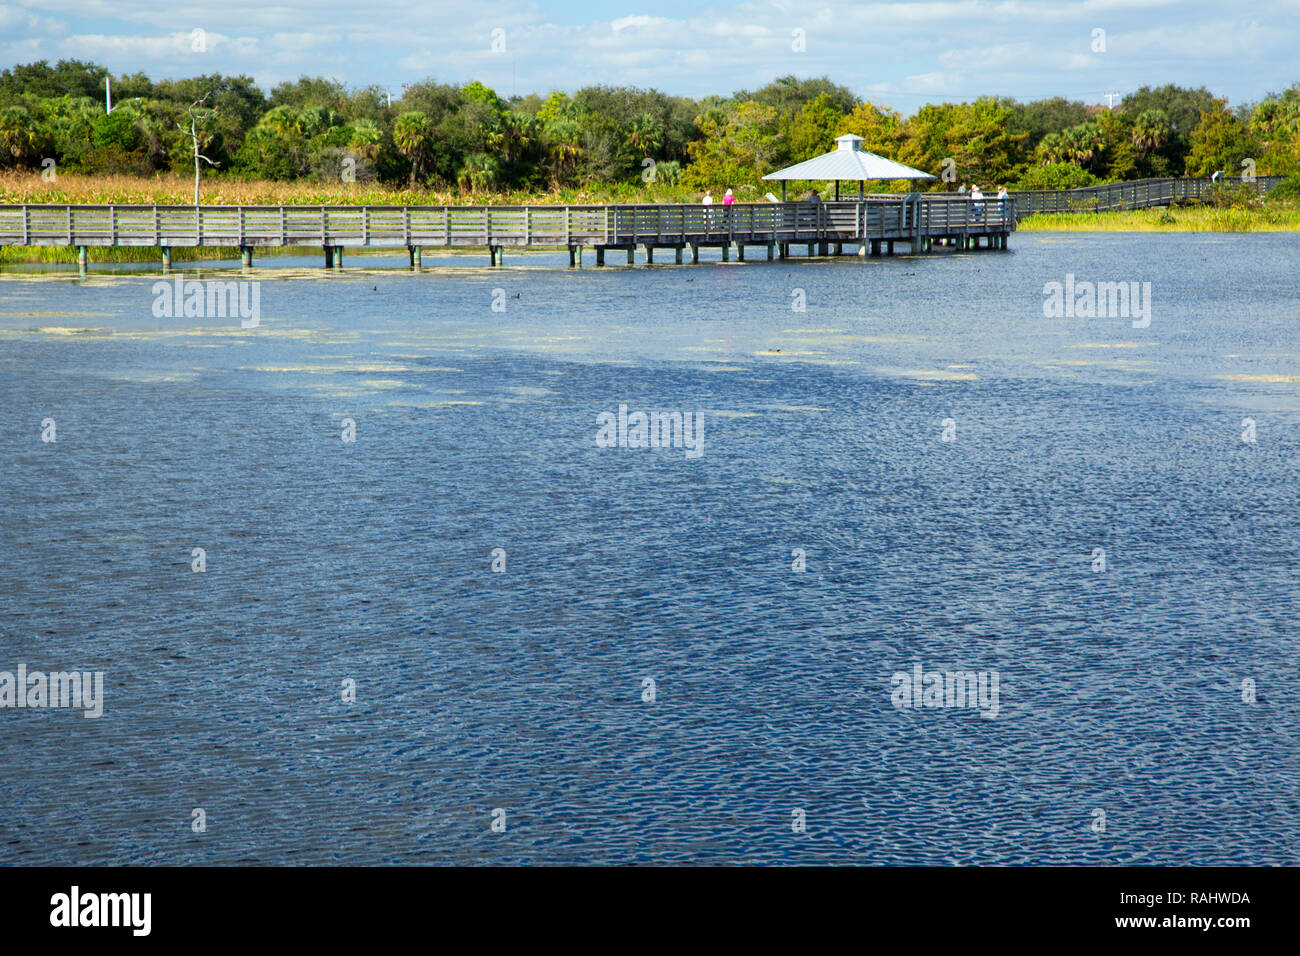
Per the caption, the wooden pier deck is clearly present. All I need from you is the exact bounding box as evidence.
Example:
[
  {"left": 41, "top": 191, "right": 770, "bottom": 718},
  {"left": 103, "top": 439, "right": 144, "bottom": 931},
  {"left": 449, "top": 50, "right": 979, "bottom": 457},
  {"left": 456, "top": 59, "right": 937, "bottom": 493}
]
[{"left": 0, "top": 196, "right": 1016, "bottom": 268}]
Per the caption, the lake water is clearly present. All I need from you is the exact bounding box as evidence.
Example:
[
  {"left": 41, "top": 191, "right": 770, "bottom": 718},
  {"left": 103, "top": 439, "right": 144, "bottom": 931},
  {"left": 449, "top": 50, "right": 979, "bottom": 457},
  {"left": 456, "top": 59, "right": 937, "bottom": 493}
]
[{"left": 1, "top": 232, "right": 1298, "bottom": 865}]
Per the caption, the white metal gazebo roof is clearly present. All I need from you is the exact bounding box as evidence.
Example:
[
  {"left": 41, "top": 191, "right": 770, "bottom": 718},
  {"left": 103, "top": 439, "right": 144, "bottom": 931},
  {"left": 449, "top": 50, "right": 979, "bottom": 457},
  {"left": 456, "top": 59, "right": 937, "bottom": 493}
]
[{"left": 762, "top": 134, "right": 935, "bottom": 182}]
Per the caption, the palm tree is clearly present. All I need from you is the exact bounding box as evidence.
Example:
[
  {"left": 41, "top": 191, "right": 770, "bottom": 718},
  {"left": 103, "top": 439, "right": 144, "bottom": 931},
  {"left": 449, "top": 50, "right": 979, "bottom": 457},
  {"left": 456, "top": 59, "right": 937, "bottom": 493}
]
[
  {"left": 346, "top": 119, "right": 382, "bottom": 162},
  {"left": 627, "top": 113, "right": 663, "bottom": 158},
  {"left": 544, "top": 118, "right": 583, "bottom": 186},
  {"left": 1131, "top": 109, "right": 1171, "bottom": 157},
  {"left": 457, "top": 152, "right": 502, "bottom": 192},
  {"left": 1062, "top": 123, "right": 1104, "bottom": 170},
  {"left": 1036, "top": 132, "right": 1067, "bottom": 164},
  {"left": 393, "top": 111, "right": 434, "bottom": 187},
  {"left": 0, "top": 106, "right": 38, "bottom": 164},
  {"left": 259, "top": 105, "right": 299, "bottom": 137},
  {"left": 297, "top": 105, "right": 337, "bottom": 138}
]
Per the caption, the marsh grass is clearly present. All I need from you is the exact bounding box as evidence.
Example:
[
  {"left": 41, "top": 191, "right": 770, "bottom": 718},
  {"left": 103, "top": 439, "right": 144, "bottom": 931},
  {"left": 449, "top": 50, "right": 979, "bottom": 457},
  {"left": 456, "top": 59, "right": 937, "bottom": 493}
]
[
  {"left": 1018, "top": 202, "right": 1300, "bottom": 232},
  {"left": 0, "top": 245, "right": 303, "bottom": 264},
  {"left": 0, "top": 171, "right": 703, "bottom": 207}
]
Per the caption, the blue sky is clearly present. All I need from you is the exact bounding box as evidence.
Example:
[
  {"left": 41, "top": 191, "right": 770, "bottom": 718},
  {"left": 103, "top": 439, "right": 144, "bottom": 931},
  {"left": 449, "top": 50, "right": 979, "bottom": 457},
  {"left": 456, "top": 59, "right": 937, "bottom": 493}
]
[{"left": 2, "top": 0, "right": 1297, "bottom": 112}]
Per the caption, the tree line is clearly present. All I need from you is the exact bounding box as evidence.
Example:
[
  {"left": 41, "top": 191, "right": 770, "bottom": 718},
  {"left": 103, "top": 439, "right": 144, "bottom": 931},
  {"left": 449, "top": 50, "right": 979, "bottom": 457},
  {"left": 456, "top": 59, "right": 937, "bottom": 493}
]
[{"left": 1, "top": 60, "right": 1297, "bottom": 195}]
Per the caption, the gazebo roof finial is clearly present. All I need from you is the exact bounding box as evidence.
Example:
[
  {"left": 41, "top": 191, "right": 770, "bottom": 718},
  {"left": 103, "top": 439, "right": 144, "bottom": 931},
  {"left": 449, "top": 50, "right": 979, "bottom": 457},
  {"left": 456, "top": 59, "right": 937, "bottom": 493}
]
[{"left": 835, "top": 133, "right": 863, "bottom": 151}]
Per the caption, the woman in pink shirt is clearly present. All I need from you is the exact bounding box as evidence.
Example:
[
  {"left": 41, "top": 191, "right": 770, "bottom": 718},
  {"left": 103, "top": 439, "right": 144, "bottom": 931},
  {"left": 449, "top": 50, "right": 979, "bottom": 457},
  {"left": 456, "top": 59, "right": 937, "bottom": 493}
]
[{"left": 722, "top": 188, "right": 735, "bottom": 205}]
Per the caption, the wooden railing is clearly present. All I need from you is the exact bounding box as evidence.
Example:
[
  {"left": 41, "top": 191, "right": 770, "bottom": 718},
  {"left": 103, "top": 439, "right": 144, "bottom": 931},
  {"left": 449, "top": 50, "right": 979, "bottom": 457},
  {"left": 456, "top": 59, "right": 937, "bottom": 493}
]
[
  {"left": 0, "top": 198, "right": 1016, "bottom": 249},
  {"left": 1010, "top": 175, "right": 1284, "bottom": 217}
]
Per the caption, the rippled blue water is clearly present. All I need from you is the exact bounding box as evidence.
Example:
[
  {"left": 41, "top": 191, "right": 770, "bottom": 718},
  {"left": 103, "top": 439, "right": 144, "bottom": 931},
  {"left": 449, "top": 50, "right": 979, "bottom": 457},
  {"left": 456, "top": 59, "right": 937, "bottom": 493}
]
[{"left": 1, "top": 232, "right": 1298, "bottom": 865}]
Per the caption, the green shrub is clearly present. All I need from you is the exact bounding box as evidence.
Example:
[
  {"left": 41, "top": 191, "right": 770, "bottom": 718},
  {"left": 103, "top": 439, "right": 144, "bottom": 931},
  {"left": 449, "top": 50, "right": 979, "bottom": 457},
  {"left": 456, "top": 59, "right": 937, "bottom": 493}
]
[
  {"left": 1268, "top": 172, "right": 1300, "bottom": 201},
  {"left": 1011, "top": 161, "right": 1100, "bottom": 191}
]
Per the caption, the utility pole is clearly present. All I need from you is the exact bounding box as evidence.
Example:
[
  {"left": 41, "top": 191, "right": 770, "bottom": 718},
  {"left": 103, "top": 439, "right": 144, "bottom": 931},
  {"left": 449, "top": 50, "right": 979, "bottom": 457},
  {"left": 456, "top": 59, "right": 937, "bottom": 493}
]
[
  {"left": 105, "top": 76, "right": 113, "bottom": 114},
  {"left": 1104, "top": 92, "right": 1122, "bottom": 110}
]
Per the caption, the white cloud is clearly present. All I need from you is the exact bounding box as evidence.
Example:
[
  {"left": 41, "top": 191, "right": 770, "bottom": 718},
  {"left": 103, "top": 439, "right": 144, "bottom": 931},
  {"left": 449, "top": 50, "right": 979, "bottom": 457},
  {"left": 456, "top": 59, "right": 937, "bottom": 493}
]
[{"left": 0, "top": 0, "right": 1295, "bottom": 108}]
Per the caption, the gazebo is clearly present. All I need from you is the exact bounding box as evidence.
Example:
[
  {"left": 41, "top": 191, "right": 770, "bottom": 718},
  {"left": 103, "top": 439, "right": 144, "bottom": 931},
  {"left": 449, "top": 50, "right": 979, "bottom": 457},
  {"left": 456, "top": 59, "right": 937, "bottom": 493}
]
[{"left": 762, "top": 134, "right": 934, "bottom": 200}]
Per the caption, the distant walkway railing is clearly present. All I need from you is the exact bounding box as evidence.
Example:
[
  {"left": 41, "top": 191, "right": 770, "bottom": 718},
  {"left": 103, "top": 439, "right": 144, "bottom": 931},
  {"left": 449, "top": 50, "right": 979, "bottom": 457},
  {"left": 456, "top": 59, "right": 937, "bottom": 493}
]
[{"left": 1010, "top": 175, "right": 1284, "bottom": 217}]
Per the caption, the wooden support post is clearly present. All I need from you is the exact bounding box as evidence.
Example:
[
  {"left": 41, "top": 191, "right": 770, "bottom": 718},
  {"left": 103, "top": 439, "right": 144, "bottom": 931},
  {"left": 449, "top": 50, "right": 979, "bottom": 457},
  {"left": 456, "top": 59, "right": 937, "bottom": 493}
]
[
  {"left": 324, "top": 245, "right": 334, "bottom": 268},
  {"left": 645, "top": 245, "right": 654, "bottom": 264},
  {"left": 870, "top": 240, "right": 881, "bottom": 257},
  {"left": 736, "top": 244, "right": 745, "bottom": 261},
  {"left": 335, "top": 245, "right": 343, "bottom": 267},
  {"left": 241, "top": 246, "right": 253, "bottom": 268},
  {"left": 412, "top": 246, "right": 422, "bottom": 268},
  {"left": 778, "top": 243, "right": 787, "bottom": 259},
  {"left": 596, "top": 248, "right": 605, "bottom": 266},
  {"left": 818, "top": 241, "right": 829, "bottom": 256},
  {"left": 833, "top": 243, "right": 842, "bottom": 256},
  {"left": 721, "top": 244, "right": 730, "bottom": 262},
  {"left": 690, "top": 243, "right": 699, "bottom": 264},
  {"left": 675, "top": 247, "right": 683, "bottom": 265},
  {"left": 627, "top": 248, "right": 635, "bottom": 265},
  {"left": 77, "top": 245, "right": 87, "bottom": 272},
  {"left": 887, "top": 240, "right": 895, "bottom": 255},
  {"left": 161, "top": 247, "right": 171, "bottom": 272}
]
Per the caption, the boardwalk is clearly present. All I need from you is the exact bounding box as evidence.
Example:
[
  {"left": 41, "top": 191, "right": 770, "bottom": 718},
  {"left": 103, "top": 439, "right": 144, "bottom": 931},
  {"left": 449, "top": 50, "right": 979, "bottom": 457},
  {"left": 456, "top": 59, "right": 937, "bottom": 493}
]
[
  {"left": 1011, "top": 175, "right": 1282, "bottom": 218},
  {"left": 0, "top": 195, "right": 1015, "bottom": 269}
]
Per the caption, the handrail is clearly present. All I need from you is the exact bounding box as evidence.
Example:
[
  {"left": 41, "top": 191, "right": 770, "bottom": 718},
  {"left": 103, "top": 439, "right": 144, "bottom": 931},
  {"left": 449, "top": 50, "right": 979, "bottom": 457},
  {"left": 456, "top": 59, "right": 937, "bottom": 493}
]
[{"left": 0, "top": 197, "right": 1017, "bottom": 248}]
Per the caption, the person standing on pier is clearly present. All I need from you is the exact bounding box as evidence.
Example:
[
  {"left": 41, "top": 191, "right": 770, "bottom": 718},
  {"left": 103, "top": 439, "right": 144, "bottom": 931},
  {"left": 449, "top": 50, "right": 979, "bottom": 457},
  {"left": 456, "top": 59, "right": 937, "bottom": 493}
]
[
  {"left": 970, "top": 183, "right": 984, "bottom": 221},
  {"left": 996, "top": 184, "right": 1008, "bottom": 219},
  {"left": 722, "top": 188, "right": 735, "bottom": 206}
]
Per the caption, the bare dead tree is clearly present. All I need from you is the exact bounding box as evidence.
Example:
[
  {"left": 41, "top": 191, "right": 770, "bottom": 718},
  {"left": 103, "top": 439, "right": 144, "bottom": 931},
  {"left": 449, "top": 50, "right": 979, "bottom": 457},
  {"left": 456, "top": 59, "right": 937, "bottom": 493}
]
[{"left": 179, "top": 92, "right": 220, "bottom": 205}]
